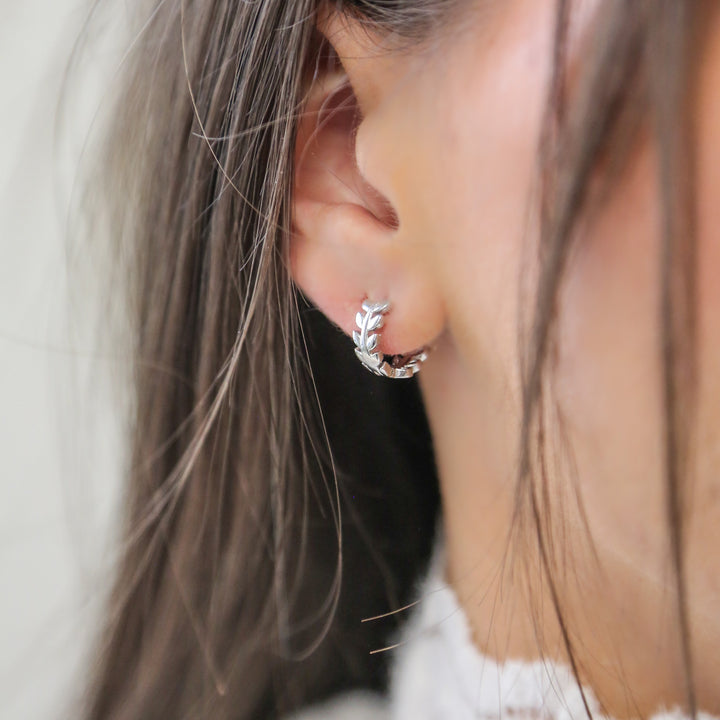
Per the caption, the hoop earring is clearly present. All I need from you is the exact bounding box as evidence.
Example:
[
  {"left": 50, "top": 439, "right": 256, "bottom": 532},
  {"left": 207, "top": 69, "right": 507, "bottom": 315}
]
[{"left": 353, "top": 299, "right": 429, "bottom": 379}]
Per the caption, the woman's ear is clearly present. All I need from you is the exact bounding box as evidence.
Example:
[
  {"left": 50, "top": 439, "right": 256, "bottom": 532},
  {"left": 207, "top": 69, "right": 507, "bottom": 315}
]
[{"left": 290, "top": 16, "right": 445, "bottom": 358}]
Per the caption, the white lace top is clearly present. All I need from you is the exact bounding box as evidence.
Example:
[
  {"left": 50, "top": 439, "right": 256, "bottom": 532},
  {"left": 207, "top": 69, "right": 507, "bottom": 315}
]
[{"left": 291, "top": 552, "right": 715, "bottom": 720}]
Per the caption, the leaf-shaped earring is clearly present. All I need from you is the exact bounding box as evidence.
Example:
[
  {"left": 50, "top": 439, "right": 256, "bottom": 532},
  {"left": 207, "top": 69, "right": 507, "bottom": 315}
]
[{"left": 353, "top": 299, "right": 430, "bottom": 379}]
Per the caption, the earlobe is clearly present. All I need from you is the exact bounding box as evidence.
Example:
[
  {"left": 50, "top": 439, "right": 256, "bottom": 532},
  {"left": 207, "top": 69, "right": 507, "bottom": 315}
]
[{"left": 290, "top": 21, "right": 446, "bottom": 363}]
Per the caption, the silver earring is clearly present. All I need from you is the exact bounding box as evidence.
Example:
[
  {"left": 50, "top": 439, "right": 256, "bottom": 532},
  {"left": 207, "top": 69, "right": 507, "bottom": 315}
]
[{"left": 353, "top": 299, "right": 429, "bottom": 379}]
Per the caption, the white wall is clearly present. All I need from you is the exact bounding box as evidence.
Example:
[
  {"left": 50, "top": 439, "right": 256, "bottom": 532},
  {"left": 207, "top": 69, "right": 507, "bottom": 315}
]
[{"left": 0, "top": 3, "right": 123, "bottom": 718}]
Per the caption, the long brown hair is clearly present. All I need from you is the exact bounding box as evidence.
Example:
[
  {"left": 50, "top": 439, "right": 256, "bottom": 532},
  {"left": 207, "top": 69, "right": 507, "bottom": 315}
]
[{"left": 78, "top": 1, "right": 702, "bottom": 718}]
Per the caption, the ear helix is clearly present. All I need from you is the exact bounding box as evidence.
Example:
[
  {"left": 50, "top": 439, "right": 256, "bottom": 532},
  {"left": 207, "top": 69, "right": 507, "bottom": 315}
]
[{"left": 353, "top": 299, "right": 430, "bottom": 379}]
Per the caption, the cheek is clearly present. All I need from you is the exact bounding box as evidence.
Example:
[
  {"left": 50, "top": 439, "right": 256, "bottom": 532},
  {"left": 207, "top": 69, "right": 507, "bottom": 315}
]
[
  {"left": 422, "top": 0, "right": 557, "bottom": 381},
  {"left": 695, "top": 14, "right": 720, "bottom": 482},
  {"left": 689, "top": 14, "right": 720, "bottom": 592},
  {"left": 555, "top": 142, "right": 667, "bottom": 560}
]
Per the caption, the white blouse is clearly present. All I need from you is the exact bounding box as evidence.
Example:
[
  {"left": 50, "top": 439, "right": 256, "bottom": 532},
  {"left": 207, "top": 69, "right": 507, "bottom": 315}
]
[{"left": 291, "top": 549, "right": 716, "bottom": 720}]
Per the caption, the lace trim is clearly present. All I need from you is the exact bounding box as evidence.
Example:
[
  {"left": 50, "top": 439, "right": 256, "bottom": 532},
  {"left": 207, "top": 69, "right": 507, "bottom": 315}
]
[{"left": 389, "top": 548, "right": 715, "bottom": 720}]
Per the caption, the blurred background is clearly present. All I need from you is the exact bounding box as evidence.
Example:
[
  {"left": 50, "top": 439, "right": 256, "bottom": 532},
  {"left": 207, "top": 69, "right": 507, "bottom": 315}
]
[{"left": 1, "top": 2, "right": 125, "bottom": 717}]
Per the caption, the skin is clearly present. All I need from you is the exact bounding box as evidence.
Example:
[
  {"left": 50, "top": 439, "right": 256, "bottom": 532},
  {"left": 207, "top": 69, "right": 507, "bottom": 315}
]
[{"left": 291, "top": 1, "right": 720, "bottom": 716}]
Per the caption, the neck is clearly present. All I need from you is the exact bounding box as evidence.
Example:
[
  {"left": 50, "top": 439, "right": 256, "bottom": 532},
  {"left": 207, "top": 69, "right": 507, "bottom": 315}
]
[{"left": 418, "top": 332, "right": 717, "bottom": 719}]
